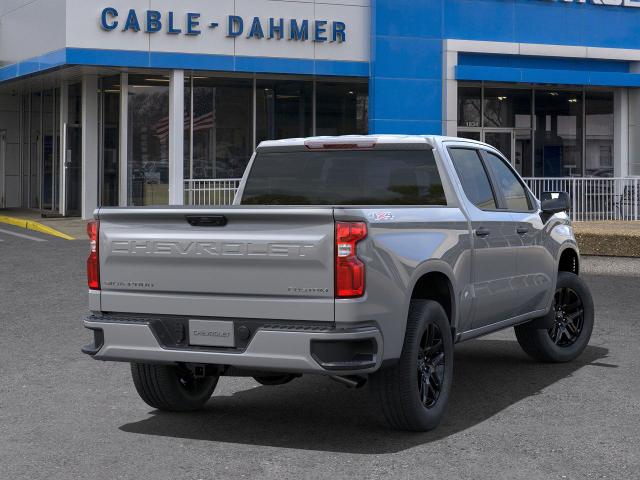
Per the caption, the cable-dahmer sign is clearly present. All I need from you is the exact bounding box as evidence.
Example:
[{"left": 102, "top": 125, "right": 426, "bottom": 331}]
[{"left": 99, "top": 7, "right": 347, "bottom": 43}]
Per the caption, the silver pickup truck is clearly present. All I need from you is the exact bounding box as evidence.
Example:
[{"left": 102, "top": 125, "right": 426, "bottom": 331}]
[{"left": 82, "top": 135, "right": 594, "bottom": 432}]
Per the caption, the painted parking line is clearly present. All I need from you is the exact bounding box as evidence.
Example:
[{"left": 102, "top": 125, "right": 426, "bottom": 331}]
[{"left": 0, "top": 227, "right": 48, "bottom": 242}]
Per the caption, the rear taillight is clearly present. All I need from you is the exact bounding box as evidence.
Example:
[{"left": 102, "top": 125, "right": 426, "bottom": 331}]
[
  {"left": 87, "top": 220, "right": 100, "bottom": 290},
  {"left": 335, "top": 222, "right": 367, "bottom": 298}
]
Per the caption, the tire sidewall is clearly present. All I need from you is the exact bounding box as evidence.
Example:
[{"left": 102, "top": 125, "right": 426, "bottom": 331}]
[{"left": 401, "top": 300, "right": 454, "bottom": 430}]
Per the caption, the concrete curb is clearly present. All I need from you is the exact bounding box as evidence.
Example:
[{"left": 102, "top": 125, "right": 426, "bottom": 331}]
[{"left": 0, "top": 215, "right": 76, "bottom": 240}]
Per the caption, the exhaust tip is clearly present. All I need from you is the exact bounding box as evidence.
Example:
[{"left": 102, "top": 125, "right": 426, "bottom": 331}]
[{"left": 330, "top": 375, "right": 367, "bottom": 389}]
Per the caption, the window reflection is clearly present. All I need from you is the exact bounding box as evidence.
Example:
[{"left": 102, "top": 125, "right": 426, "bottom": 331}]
[
  {"left": 256, "top": 80, "right": 313, "bottom": 143},
  {"left": 128, "top": 75, "right": 170, "bottom": 206},
  {"left": 535, "top": 90, "right": 583, "bottom": 177},
  {"left": 100, "top": 74, "right": 369, "bottom": 206},
  {"left": 458, "top": 85, "right": 481, "bottom": 128},
  {"left": 585, "top": 92, "right": 614, "bottom": 177},
  {"left": 316, "top": 81, "right": 368, "bottom": 135},
  {"left": 186, "top": 77, "right": 253, "bottom": 180},
  {"left": 483, "top": 87, "right": 531, "bottom": 129},
  {"left": 29, "top": 92, "right": 40, "bottom": 209},
  {"left": 100, "top": 76, "right": 120, "bottom": 206}
]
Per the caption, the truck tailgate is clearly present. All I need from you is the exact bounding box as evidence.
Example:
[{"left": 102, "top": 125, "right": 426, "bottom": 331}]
[{"left": 97, "top": 208, "right": 335, "bottom": 322}]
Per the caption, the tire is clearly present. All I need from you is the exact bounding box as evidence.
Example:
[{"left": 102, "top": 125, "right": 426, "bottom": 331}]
[
  {"left": 253, "top": 374, "right": 298, "bottom": 386},
  {"left": 369, "top": 300, "right": 454, "bottom": 432},
  {"left": 515, "top": 271, "right": 594, "bottom": 363},
  {"left": 130, "top": 363, "right": 219, "bottom": 412}
]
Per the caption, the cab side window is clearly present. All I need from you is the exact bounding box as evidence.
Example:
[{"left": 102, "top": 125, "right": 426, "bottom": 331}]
[
  {"left": 448, "top": 148, "right": 498, "bottom": 210},
  {"left": 482, "top": 151, "right": 531, "bottom": 211}
]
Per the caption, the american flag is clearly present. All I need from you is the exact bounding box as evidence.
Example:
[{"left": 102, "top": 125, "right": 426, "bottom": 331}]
[{"left": 155, "top": 112, "right": 215, "bottom": 141}]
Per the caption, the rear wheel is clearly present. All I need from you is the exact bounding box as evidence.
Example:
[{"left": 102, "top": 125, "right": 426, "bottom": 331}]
[
  {"left": 369, "top": 300, "right": 454, "bottom": 432},
  {"left": 130, "top": 363, "right": 219, "bottom": 411},
  {"left": 515, "top": 271, "right": 594, "bottom": 363}
]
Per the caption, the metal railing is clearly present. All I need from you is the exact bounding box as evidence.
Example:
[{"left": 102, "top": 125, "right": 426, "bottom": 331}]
[
  {"left": 184, "top": 178, "right": 242, "bottom": 206},
  {"left": 523, "top": 177, "right": 640, "bottom": 222},
  {"left": 183, "top": 176, "right": 640, "bottom": 221}
]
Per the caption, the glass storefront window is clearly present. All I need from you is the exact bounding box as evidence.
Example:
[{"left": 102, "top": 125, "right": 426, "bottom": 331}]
[
  {"left": 66, "top": 84, "right": 82, "bottom": 216},
  {"left": 316, "top": 81, "right": 368, "bottom": 136},
  {"left": 186, "top": 77, "right": 253, "bottom": 180},
  {"left": 457, "top": 83, "right": 615, "bottom": 178},
  {"left": 535, "top": 90, "right": 583, "bottom": 177},
  {"left": 40, "top": 91, "right": 53, "bottom": 210},
  {"left": 98, "top": 73, "right": 369, "bottom": 207},
  {"left": 585, "top": 92, "right": 614, "bottom": 177},
  {"left": 100, "top": 76, "right": 120, "bottom": 206},
  {"left": 483, "top": 87, "right": 531, "bottom": 128},
  {"left": 24, "top": 92, "right": 39, "bottom": 208},
  {"left": 458, "top": 85, "right": 481, "bottom": 128},
  {"left": 68, "top": 83, "right": 81, "bottom": 126},
  {"left": 256, "top": 79, "right": 313, "bottom": 143},
  {"left": 128, "top": 75, "right": 170, "bottom": 206}
]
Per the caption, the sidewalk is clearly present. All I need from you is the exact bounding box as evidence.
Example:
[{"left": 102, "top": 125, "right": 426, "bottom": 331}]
[{"left": 0, "top": 208, "right": 87, "bottom": 240}]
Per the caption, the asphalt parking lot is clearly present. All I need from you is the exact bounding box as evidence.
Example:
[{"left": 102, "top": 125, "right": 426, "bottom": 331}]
[{"left": 1, "top": 225, "right": 639, "bottom": 480}]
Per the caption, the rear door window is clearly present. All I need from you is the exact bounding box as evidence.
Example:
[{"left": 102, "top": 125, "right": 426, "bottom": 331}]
[
  {"left": 448, "top": 147, "right": 498, "bottom": 210},
  {"left": 241, "top": 150, "right": 447, "bottom": 205}
]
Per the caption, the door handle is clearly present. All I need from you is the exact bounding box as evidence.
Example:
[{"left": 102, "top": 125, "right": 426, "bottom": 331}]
[
  {"left": 475, "top": 227, "right": 491, "bottom": 237},
  {"left": 186, "top": 215, "right": 227, "bottom": 227},
  {"left": 516, "top": 226, "right": 529, "bottom": 235}
]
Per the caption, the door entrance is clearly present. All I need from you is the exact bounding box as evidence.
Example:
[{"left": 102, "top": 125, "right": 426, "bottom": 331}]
[{"left": 0, "top": 130, "right": 6, "bottom": 208}]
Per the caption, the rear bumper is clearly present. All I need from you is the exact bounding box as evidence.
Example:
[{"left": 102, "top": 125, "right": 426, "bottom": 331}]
[{"left": 82, "top": 316, "right": 383, "bottom": 375}]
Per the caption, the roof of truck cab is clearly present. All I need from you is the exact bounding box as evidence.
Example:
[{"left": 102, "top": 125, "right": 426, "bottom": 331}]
[{"left": 256, "top": 135, "right": 491, "bottom": 150}]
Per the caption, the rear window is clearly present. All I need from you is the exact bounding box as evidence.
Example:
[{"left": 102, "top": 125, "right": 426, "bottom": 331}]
[{"left": 240, "top": 150, "right": 447, "bottom": 205}]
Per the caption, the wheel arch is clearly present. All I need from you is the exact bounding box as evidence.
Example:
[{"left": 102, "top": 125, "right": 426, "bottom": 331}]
[
  {"left": 558, "top": 246, "right": 580, "bottom": 275},
  {"left": 405, "top": 261, "right": 459, "bottom": 337}
]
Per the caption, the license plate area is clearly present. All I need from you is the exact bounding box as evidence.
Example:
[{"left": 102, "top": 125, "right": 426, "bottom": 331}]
[{"left": 188, "top": 319, "right": 235, "bottom": 348}]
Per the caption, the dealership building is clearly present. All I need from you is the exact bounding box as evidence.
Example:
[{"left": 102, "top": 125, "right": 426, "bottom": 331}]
[{"left": 1, "top": 0, "right": 640, "bottom": 219}]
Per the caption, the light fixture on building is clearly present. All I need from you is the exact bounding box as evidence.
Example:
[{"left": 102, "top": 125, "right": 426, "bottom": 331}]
[{"left": 549, "top": 92, "right": 559, "bottom": 96}]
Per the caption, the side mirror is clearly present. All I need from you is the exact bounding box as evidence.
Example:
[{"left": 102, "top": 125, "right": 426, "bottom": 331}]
[{"left": 540, "top": 191, "right": 571, "bottom": 214}]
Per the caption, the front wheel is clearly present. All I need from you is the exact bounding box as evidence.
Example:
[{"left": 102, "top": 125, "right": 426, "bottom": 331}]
[
  {"left": 515, "top": 271, "right": 594, "bottom": 363},
  {"left": 369, "top": 300, "right": 454, "bottom": 432},
  {"left": 130, "top": 363, "right": 219, "bottom": 411}
]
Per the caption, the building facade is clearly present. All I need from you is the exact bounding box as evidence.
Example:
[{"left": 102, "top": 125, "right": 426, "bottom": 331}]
[{"left": 0, "top": 0, "right": 639, "bottom": 219}]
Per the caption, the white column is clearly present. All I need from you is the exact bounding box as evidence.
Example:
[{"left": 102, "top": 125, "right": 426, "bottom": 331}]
[
  {"left": 442, "top": 41, "right": 458, "bottom": 137},
  {"left": 81, "top": 75, "right": 99, "bottom": 220},
  {"left": 614, "top": 88, "right": 628, "bottom": 178},
  {"left": 59, "top": 82, "right": 69, "bottom": 215},
  {"left": 118, "top": 72, "right": 128, "bottom": 207},
  {"left": 169, "top": 69, "right": 184, "bottom": 205}
]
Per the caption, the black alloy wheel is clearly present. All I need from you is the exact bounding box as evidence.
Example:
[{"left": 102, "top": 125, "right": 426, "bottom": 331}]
[
  {"left": 417, "top": 323, "right": 446, "bottom": 408},
  {"left": 549, "top": 287, "right": 585, "bottom": 347}
]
